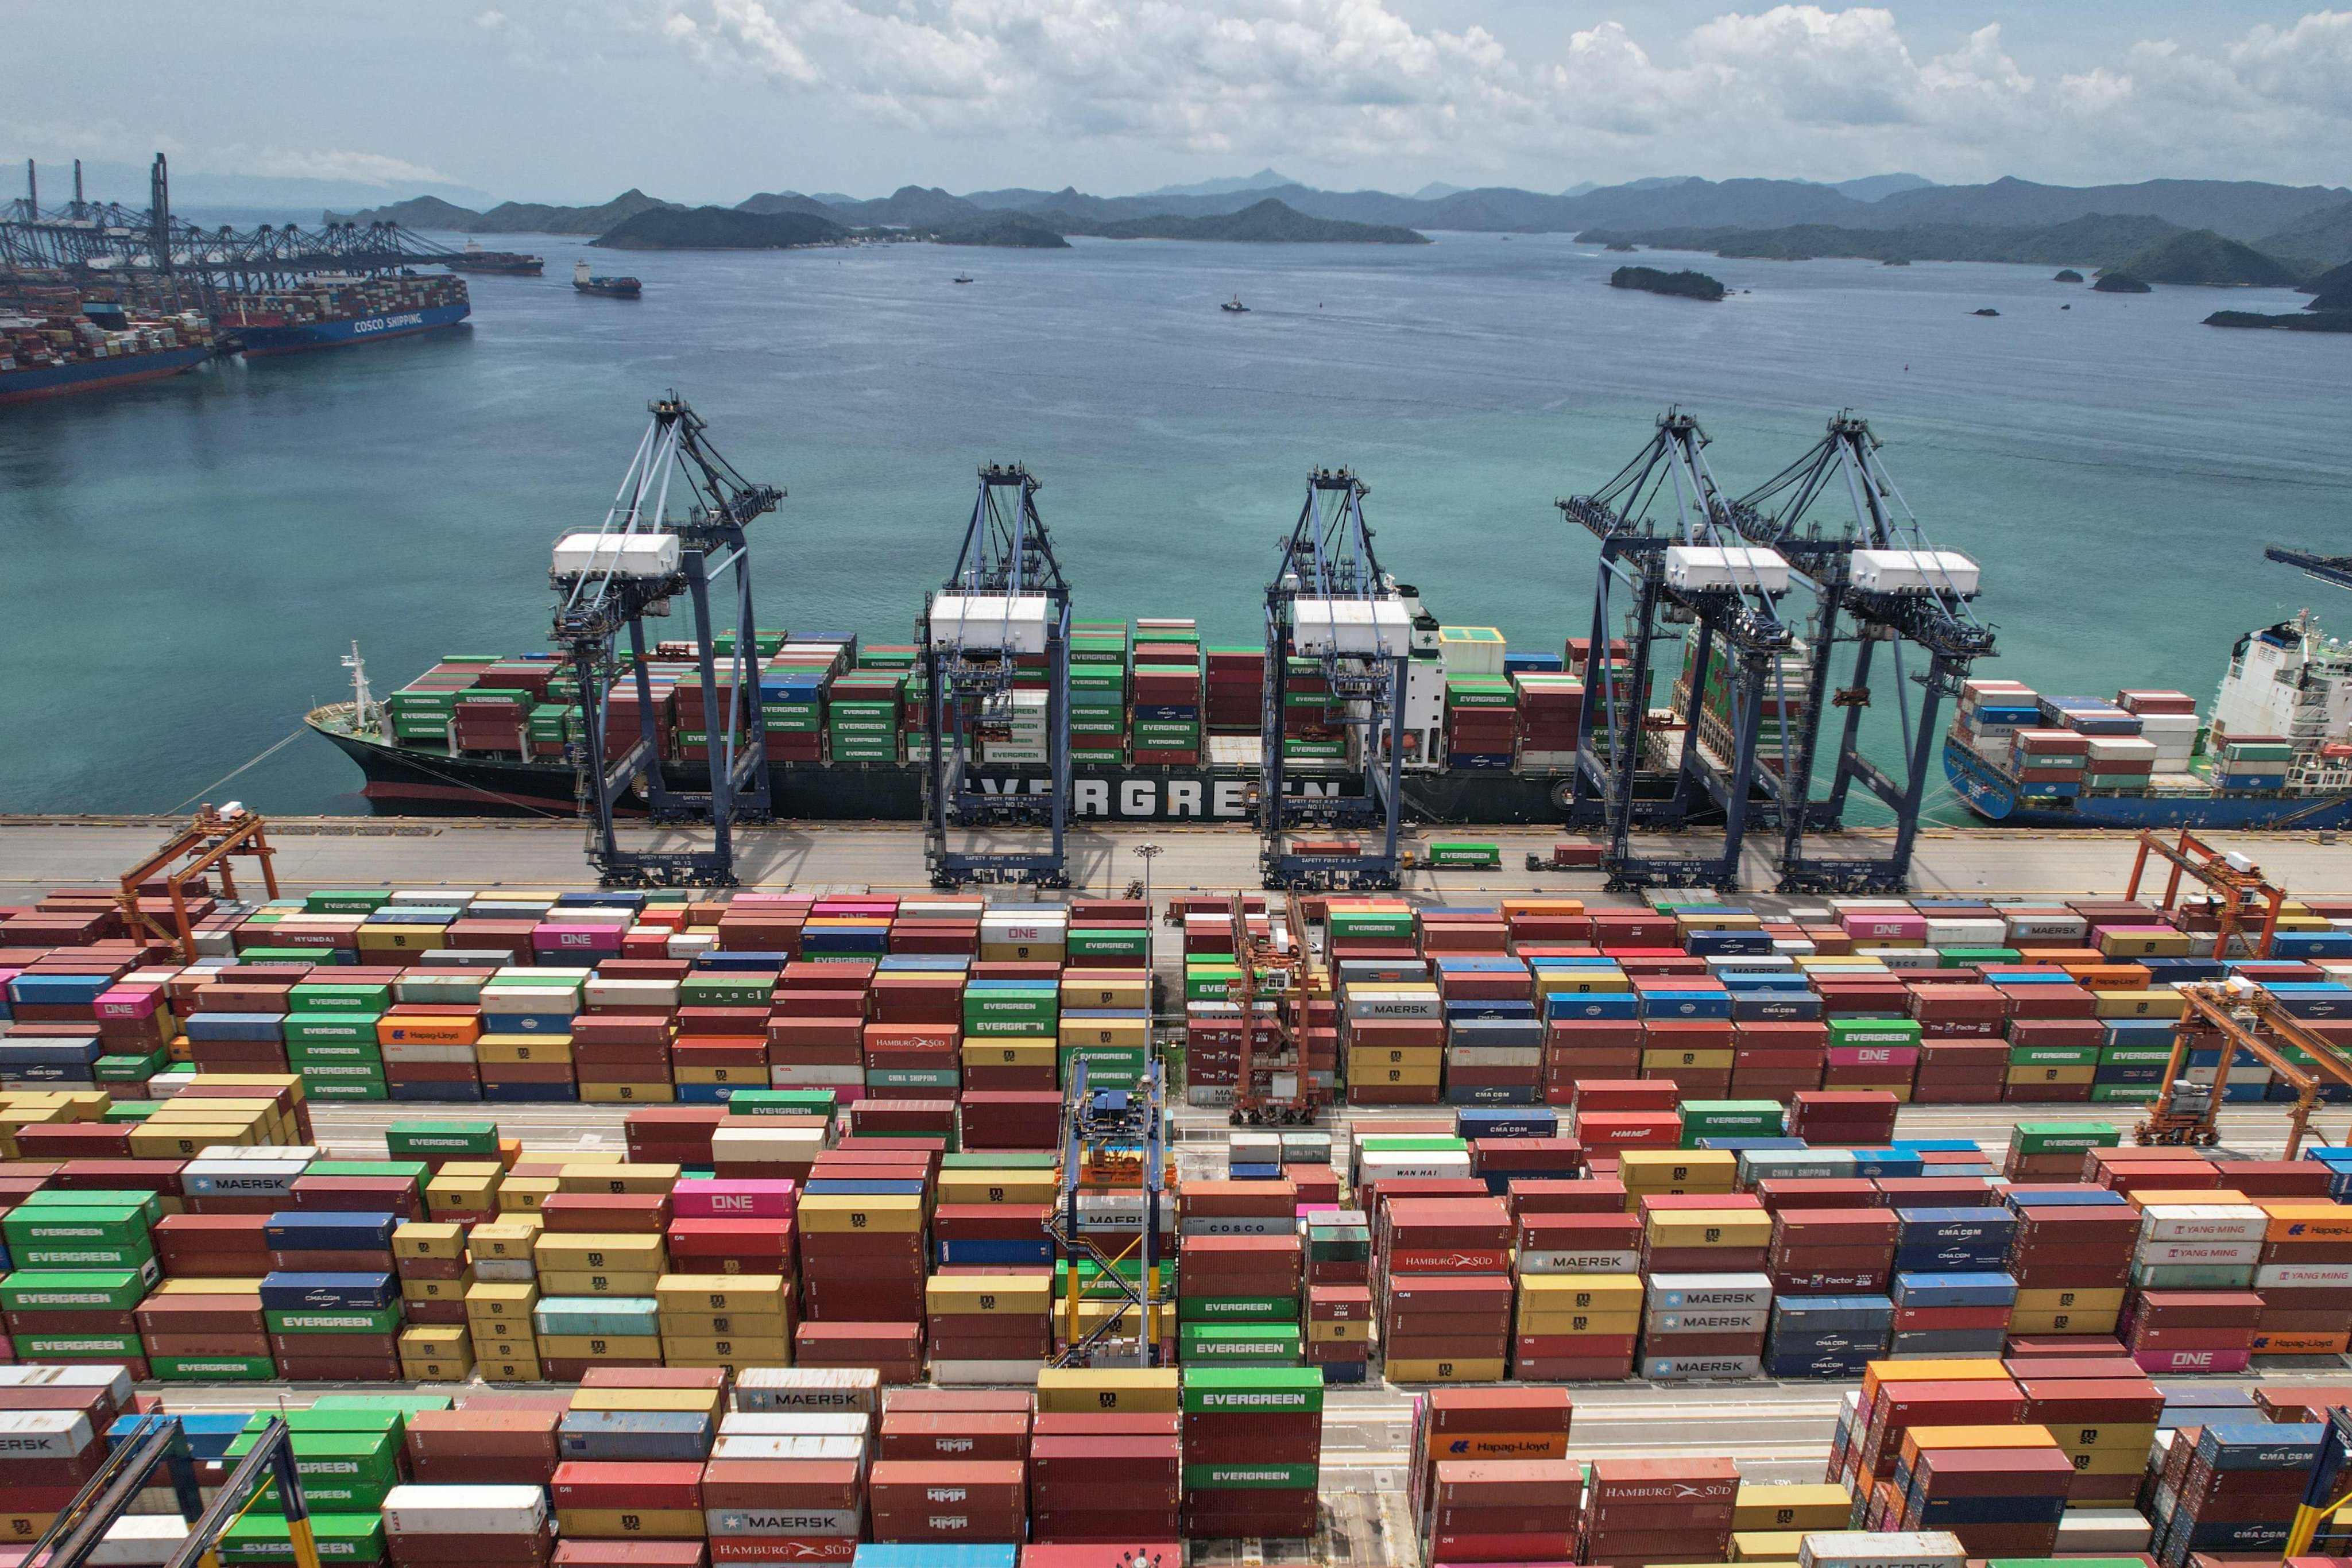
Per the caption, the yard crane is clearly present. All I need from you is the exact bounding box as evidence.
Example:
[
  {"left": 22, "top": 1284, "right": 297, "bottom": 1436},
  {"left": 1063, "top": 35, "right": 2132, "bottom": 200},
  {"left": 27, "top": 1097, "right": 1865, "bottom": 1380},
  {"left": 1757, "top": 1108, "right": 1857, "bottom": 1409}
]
[
  {"left": 2125, "top": 828, "right": 2286, "bottom": 959},
  {"left": 1228, "top": 892, "right": 1320, "bottom": 1125},
  {"left": 2135, "top": 980, "right": 2352, "bottom": 1154},
  {"left": 1259, "top": 469, "right": 1411, "bottom": 891},
  {"left": 1558, "top": 408, "right": 1794, "bottom": 892},
  {"left": 24, "top": 1412, "right": 316, "bottom": 1568},
  {"left": 551, "top": 394, "right": 781, "bottom": 887},
  {"left": 1044, "top": 1059, "right": 1169, "bottom": 1366},
  {"left": 1731, "top": 411, "right": 1994, "bottom": 892},
  {"left": 920, "top": 463, "right": 1073, "bottom": 888}
]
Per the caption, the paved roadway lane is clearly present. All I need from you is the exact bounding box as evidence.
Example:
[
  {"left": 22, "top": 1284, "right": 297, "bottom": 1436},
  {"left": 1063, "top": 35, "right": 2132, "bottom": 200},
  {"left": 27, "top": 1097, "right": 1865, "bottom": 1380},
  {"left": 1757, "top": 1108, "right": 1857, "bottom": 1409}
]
[{"left": 5, "top": 818, "right": 2351, "bottom": 897}]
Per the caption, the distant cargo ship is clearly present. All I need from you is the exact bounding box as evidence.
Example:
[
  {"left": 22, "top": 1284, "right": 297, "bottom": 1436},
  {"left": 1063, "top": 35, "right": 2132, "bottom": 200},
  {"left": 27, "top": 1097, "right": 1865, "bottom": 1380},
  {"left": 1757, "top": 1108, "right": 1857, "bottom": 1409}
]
[
  {"left": 1945, "top": 609, "right": 2352, "bottom": 829},
  {"left": 223, "top": 273, "right": 470, "bottom": 357},
  {"left": 444, "top": 241, "right": 544, "bottom": 276},
  {"left": 574, "top": 261, "right": 641, "bottom": 299},
  {"left": 0, "top": 302, "right": 218, "bottom": 405}
]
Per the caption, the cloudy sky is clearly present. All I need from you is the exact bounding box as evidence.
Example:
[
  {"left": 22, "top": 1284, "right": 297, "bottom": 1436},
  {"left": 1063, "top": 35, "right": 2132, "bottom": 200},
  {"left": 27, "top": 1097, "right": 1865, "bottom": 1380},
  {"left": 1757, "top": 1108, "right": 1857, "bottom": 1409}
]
[{"left": 10, "top": 0, "right": 2352, "bottom": 203}]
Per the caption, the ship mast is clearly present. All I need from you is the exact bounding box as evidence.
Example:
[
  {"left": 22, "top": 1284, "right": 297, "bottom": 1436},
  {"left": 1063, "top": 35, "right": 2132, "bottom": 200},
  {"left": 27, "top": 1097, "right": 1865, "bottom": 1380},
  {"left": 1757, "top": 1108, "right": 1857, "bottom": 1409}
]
[{"left": 342, "top": 641, "right": 386, "bottom": 740}]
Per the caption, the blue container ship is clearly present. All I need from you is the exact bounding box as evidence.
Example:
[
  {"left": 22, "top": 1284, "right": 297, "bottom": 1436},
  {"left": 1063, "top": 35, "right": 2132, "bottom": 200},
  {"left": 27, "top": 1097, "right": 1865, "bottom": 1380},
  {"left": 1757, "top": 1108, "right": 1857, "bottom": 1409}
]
[
  {"left": 221, "top": 272, "right": 469, "bottom": 357},
  {"left": 1944, "top": 609, "right": 2352, "bottom": 829}
]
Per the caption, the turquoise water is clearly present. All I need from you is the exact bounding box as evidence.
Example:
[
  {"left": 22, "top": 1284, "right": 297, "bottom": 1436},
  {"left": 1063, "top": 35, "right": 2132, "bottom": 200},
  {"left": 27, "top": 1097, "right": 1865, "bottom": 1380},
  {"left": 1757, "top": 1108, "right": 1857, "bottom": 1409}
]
[{"left": 2, "top": 231, "right": 2347, "bottom": 816}]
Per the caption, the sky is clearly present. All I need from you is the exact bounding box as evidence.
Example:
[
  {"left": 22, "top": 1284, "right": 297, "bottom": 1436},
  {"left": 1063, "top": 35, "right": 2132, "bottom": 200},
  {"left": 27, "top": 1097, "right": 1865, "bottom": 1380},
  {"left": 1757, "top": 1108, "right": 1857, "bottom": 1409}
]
[{"left": 7, "top": 0, "right": 2352, "bottom": 205}]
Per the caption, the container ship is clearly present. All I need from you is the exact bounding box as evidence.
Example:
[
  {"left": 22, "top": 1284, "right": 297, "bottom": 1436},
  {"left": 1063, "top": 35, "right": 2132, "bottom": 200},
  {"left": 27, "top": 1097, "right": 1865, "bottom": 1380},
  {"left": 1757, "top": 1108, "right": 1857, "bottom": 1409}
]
[
  {"left": 315, "top": 585, "right": 2352, "bottom": 827},
  {"left": 1943, "top": 609, "right": 2352, "bottom": 829},
  {"left": 0, "top": 300, "right": 219, "bottom": 405},
  {"left": 220, "top": 272, "right": 470, "bottom": 356},
  {"left": 443, "top": 239, "right": 544, "bottom": 275}
]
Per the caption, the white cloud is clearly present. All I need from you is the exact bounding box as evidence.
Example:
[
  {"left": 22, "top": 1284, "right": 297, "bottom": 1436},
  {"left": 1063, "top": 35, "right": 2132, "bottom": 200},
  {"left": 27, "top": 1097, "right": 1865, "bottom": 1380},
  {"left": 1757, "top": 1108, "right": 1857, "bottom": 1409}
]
[
  {"left": 640, "top": 0, "right": 2352, "bottom": 183},
  {"left": 214, "top": 146, "right": 455, "bottom": 187}
]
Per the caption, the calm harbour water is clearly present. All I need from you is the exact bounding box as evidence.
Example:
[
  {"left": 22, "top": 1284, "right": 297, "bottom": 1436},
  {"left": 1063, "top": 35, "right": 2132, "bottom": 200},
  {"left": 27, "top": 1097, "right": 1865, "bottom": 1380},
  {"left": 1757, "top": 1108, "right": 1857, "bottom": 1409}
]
[{"left": 2, "top": 231, "right": 2347, "bottom": 819}]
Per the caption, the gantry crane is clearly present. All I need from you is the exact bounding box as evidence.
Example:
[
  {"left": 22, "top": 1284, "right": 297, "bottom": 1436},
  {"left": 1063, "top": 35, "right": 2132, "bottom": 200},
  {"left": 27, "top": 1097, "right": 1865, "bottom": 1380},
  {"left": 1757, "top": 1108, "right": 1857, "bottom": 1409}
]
[
  {"left": 1731, "top": 411, "right": 1994, "bottom": 892},
  {"left": 919, "top": 463, "right": 1073, "bottom": 888},
  {"left": 551, "top": 394, "right": 782, "bottom": 886},
  {"left": 2137, "top": 981, "right": 2352, "bottom": 1154},
  {"left": 2269, "top": 543, "right": 2352, "bottom": 594},
  {"left": 1558, "top": 408, "right": 1794, "bottom": 892},
  {"left": 26, "top": 1411, "right": 316, "bottom": 1568},
  {"left": 1044, "top": 1058, "right": 1169, "bottom": 1366},
  {"left": 1229, "top": 893, "right": 1320, "bottom": 1125},
  {"left": 1259, "top": 469, "right": 1411, "bottom": 891},
  {"left": 116, "top": 804, "right": 278, "bottom": 962},
  {"left": 2125, "top": 828, "right": 2286, "bottom": 959}
]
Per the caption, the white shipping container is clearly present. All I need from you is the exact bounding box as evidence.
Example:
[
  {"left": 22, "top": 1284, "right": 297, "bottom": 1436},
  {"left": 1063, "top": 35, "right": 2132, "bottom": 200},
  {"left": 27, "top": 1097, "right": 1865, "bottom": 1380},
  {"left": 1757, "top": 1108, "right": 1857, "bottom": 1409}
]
[
  {"left": 709, "top": 1433, "right": 870, "bottom": 1462},
  {"left": 717, "top": 1412, "right": 872, "bottom": 1441},
  {"left": 707, "top": 1508, "right": 864, "bottom": 1538},
  {"left": 1515, "top": 1249, "right": 1643, "bottom": 1275},
  {"left": 381, "top": 1484, "right": 549, "bottom": 1534},
  {"left": 2137, "top": 1204, "right": 2269, "bottom": 1243},
  {"left": 2133, "top": 1239, "right": 2264, "bottom": 1267},
  {"left": 2256, "top": 1263, "right": 2352, "bottom": 1288},
  {"left": 0, "top": 1408, "right": 96, "bottom": 1457},
  {"left": 734, "top": 1366, "right": 881, "bottom": 1412},
  {"left": 932, "top": 1357, "right": 1046, "bottom": 1385},
  {"left": 1800, "top": 1531, "right": 1967, "bottom": 1568},
  {"left": 89, "top": 1517, "right": 190, "bottom": 1568}
]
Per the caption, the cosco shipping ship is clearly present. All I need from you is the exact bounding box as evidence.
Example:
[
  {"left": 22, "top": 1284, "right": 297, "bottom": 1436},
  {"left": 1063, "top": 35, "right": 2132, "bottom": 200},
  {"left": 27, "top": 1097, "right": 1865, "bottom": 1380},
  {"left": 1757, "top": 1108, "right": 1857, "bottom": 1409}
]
[{"left": 309, "top": 587, "right": 2352, "bottom": 829}]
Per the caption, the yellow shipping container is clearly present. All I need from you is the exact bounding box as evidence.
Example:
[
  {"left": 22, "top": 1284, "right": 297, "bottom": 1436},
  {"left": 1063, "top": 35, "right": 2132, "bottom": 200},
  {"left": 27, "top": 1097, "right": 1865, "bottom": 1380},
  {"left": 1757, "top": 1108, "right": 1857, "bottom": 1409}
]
[
  {"left": 1384, "top": 1357, "right": 1505, "bottom": 1383},
  {"left": 2094, "top": 989, "right": 2185, "bottom": 1019},
  {"left": 477, "top": 1035, "right": 573, "bottom": 1064},
  {"left": 580, "top": 1082, "right": 674, "bottom": 1104},
  {"left": 557, "top": 1163, "right": 683, "bottom": 1195},
  {"left": 1517, "top": 1275, "right": 1645, "bottom": 1312},
  {"left": 1035, "top": 1367, "right": 1178, "bottom": 1412},
  {"left": 535, "top": 1233, "right": 667, "bottom": 1272},
  {"left": 1640, "top": 1048, "right": 1735, "bottom": 1071},
  {"left": 554, "top": 1511, "right": 705, "bottom": 1540},
  {"left": 959, "top": 1040, "right": 1056, "bottom": 1069},
  {"left": 659, "top": 1311, "right": 791, "bottom": 1339},
  {"left": 937, "top": 1171, "right": 1059, "bottom": 1206},
  {"left": 357, "top": 924, "right": 447, "bottom": 952},
  {"left": 655, "top": 1275, "right": 791, "bottom": 1313},
  {"left": 927, "top": 1276, "right": 1052, "bottom": 1315},
  {"left": 660, "top": 1334, "right": 792, "bottom": 1363},
  {"left": 1646, "top": 1213, "right": 1772, "bottom": 1249},
  {"left": 536, "top": 1333, "right": 664, "bottom": 1360},
  {"left": 798, "top": 1193, "right": 924, "bottom": 1233},
  {"left": 1732, "top": 1484, "right": 1852, "bottom": 1532},
  {"left": 1618, "top": 1151, "right": 1737, "bottom": 1189},
  {"left": 464, "top": 1281, "right": 539, "bottom": 1319},
  {"left": 540, "top": 1270, "right": 662, "bottom": 1298},
  {"left": 567, "top": 1385, "right": 725, "bottom": 1415}
]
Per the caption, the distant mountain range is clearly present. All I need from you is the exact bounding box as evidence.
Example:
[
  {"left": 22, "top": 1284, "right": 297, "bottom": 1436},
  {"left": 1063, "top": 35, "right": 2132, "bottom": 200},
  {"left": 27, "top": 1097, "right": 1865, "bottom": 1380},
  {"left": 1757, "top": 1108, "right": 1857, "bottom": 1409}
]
[{"left": 329, "top": 171, "right": 2352, "bottom": 267}]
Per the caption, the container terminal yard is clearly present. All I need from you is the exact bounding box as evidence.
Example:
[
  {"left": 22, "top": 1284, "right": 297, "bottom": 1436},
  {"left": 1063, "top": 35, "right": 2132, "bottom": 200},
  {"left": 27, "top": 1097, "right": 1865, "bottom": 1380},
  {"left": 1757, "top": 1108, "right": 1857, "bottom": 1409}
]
[{"left": 6, "top": 809, "right": 2352, "bottom": 1568}]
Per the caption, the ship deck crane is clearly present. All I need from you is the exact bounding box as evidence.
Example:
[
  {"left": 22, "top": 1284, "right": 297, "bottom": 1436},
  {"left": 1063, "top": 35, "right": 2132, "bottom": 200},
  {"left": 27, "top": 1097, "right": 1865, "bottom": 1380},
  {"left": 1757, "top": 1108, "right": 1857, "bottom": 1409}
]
[
  {"left": 1730, "top": 411, "right": 1995, "bottom": 892},
  {"left": 2125, "top": 828, "right": 2286, "bottom": 959},
  {"left": 1044, "top": 1059, "right": 1169, "bottom": 1366},
  {"left": 2136, "top": 981, "right": 2352, "bottom": 1154},
  {"left": 1558, "top": 408, "right": 1795, "bottom": 892},
  {"left": 25, "top": 1411, "right": 316, "bottom": 1568},
  {"left": 1259, "top": 469, "right": 1411, "bottom": 891},
  {"left": 920, "top": 463, "right": 1073, "bottom": 888},
  {"left": 551, "top": 394, "right": 781, "bottom": 887}
]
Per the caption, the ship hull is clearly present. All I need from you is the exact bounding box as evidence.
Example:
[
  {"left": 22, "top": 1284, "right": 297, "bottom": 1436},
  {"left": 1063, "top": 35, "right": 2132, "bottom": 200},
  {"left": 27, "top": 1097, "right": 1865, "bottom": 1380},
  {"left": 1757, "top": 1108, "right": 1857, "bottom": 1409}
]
[
  {"left": 313, "top": 722, "right": 1579, "bottom": 825},
  {"left": 233, "top": 301, "right": 471, "bottom": 357},
  {"left": 0, "top": 346, "right": 212, "bottom": 405},
  {"left": 1944, "top": 737, "right": 2352, "bottom": 830}
]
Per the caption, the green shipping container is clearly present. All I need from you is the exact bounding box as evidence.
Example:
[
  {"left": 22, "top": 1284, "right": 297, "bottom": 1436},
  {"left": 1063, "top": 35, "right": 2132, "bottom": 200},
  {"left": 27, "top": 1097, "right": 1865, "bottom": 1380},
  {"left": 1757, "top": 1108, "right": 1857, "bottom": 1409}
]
[
  {"left": 385, "top": 1122, "right": 500, "bottom": 1157},
  {"left": 152, "top": 1354, "right": 277, "bottom": 1381},
  {"left": 266, "top": 1306, "right": 403, "bottom": 1337},
  {"left": 1182, "top": 1461, "right": 1320, "bottom": 1490},
  {"left": 1177, "top": 1295, "right": 1301, "bottom": 1322},
  {"left": 2008, "top": 1122, "right": 2119, "bottom": 1155},
  {"left": 217, "top": 1512, "right": 386, "bottom": 1565},
  {"left": 1180, "top": 1364, "right": 1324, "bottom": 1414},
  {"left": 305, "top": 891, "right": 391, "bottom": 913},
  {"left": 2009, "top": 1044, "right": 2099, "bottom": 1067}
]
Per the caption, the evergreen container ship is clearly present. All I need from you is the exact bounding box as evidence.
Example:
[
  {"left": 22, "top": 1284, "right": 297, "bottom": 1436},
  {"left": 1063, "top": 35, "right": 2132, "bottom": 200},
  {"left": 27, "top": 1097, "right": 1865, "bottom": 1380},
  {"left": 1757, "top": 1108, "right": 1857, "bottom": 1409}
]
[{"left": 309, "top": 587, "right": 2352, "bottom": 828}]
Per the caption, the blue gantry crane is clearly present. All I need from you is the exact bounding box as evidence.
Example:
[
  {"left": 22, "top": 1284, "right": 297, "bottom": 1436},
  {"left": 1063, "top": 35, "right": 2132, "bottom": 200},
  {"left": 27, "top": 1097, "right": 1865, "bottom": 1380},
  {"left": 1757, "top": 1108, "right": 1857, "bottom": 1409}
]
[
  {"left": 24, "top": 1412, "right": 318, "bottom": 1568},
  {"left": 550, "top": 394, "right": 782, "bottom": 886},
  {"left": 1043, "top": 1059, "right": 1170, "bottom": 1366},
  {"left": 2268, "top": 544, "right": 2352, "bottom": 594},
  {"left": 1558, "top": 408, "right": 1796, "bottom": 892},
  {"left": 1258, "top": 468, "right": 1412, "bottom": 891},
  {"left": 1732, "top": 411, "right": 1995, "bottom": 892},
  {"left": 920, "top": 463, "right": 1074, "bottom": 888}
]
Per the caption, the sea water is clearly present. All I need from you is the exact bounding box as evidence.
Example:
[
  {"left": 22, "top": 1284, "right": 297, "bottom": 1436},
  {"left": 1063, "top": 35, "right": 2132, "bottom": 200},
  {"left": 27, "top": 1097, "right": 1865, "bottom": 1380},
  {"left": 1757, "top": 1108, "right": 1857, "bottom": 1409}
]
[{"left": 1, "top": 230, "right": 2346, "bottom": 816}]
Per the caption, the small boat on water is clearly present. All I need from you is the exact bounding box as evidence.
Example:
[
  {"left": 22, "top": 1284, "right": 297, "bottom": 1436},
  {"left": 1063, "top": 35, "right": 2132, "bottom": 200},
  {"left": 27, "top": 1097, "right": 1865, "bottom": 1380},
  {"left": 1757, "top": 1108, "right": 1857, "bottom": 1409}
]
[
  {"left": 574, "top": 260, "right": 641, "bottom": 299},
  {"left": 1974, "top": 307, "right": 2001, "bottom": 317},
  {"left": 953, "top": 273, "right": 974, "bottom": 284},
  {"left": 1220, "top": 296, "right": 1250, "bottom": 313}
]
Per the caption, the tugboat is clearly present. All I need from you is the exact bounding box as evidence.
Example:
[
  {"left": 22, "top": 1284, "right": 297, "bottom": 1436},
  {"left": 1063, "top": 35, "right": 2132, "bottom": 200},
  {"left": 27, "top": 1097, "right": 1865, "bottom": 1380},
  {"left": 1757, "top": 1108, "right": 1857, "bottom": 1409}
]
[
  {"left": 1220, "top": 296, "right": 1250, "bottom": 313},
  {"left": 573, "top": 260, "right": 642, "bottom": 299}
]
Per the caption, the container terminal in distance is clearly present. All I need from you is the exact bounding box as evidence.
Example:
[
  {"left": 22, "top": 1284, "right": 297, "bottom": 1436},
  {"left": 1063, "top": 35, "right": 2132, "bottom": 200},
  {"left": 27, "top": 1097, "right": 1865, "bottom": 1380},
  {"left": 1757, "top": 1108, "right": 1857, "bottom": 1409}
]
[
  {"left": 0, "top": 154, "right": 481, "bottom": 405},
  {"left": 2, "top": 813, "right": 2352, "bottom": 1567}
]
